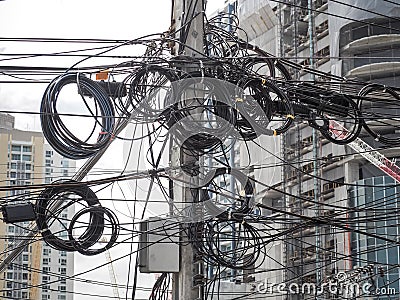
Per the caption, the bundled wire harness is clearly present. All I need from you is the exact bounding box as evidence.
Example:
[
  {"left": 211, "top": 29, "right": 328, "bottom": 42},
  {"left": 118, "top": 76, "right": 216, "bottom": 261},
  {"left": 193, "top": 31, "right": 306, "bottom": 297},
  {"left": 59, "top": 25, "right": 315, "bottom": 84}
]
[
  {"left": 36, "top": 181, "right": 118, "bottom": 254},
  {"left": 40, "top": 72, "right": 115, "bottom": 159}
]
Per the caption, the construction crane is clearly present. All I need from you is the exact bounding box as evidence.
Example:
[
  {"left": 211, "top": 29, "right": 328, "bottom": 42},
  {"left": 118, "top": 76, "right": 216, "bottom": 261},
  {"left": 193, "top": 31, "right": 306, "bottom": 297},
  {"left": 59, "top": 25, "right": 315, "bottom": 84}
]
[
  {"left": 101, "top": 238, "right": 121, "bottom": 300},
  {"left": 329, "top": 120, "right": 400, "bottom": 183}
]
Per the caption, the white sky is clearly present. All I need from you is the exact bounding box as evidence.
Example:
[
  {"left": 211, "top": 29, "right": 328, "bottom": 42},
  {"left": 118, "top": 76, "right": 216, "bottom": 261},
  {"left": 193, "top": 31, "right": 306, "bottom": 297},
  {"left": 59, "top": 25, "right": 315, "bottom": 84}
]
[{"left": 0, "top": 0, "right": 225, "bottom": 299}]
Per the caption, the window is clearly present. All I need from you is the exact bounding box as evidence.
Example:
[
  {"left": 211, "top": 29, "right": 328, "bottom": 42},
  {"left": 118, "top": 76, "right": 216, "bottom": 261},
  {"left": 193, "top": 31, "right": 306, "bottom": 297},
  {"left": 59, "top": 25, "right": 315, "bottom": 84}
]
[
  {"left": 6, "top": 282, "right": 12, "bottom": 288},
  {"left": 11, "top": 145, "right": 21, "bottom": 152},
  {"left": 63, "top": 169, "right": 68, "bottom": 176},
  {"left": 10, "top": 172, "right": 16, "bottom": 178},
  {"left": 11, "top": 154, "right": 20, "bottom": 160},
  {"left": 6, "top": 272, "right": 13, "bottom": 279},
  {"left": 58, "top": 286, "right": 66, "bottom": 291},
  {"left": 60, "top": 267, "right": 66, "bottom": 275},
  {"left": 60, "top": 258, "right": 67, "bottom": 266},
  {"left": 22, "top": 155, "right": 31, "bottom": 161},
  {"left": 45, "top": 150, "right": 52, "bottom": 157},
  {"left": 43, "top": 267, "right": 50, "bottom": 274},
  {"left": 42, "top": 285, "right": 49, "bottom": 292},
  {"left": 25, "top": 173, "right": 31, "bottom": 180},
  {"left": 25, "top": 164, "right": 31, "bottom": 170},
  {"left": 22, "top": 273, "right": 28, "bottom": 280},
  {"left": 43, "top": 248, "right": 51, "bottom": 256},
  {"left": 58, "top": 295, "right": 66, "bottom": 300},
  {"left": 60, "top": 251, "right": 67, "bottom": 257},
  {"left": 22, "top": 146, "right": 31, "bottom": 152},
  {"left": 42, "top": 295, "right": 49, "bottom": 300},
  {"left": 10, "top": 163, "right": 16, "bottom": 169},
  {"left": 21, "top": 292, "right": 28, "bottom": 299},
  {"left": 42, "top": 258, "right": 50, "bottom": 265},
  {"left": 45, "top": 159, "right": 52, "bottom": 167},
  {"left": 22, "top": 254, "right": 29, "bottom": 261},
  {"left": 8, "top": 226, "right": 14, "bottom": 233}
]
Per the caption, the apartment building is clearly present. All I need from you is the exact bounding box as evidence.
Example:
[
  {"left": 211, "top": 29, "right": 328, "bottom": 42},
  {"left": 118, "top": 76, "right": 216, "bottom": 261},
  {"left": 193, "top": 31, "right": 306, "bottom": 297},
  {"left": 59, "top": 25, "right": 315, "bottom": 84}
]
[{"left": 0, "top": 113, "right": 76, "bottom": 300}]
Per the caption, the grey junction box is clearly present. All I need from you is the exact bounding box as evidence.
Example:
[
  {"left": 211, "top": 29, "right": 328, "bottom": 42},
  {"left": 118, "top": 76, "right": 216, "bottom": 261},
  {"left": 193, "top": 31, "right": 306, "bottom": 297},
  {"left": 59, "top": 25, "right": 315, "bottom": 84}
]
[{"left": 139, "top": 217, "right": 180, "bottom": 273}]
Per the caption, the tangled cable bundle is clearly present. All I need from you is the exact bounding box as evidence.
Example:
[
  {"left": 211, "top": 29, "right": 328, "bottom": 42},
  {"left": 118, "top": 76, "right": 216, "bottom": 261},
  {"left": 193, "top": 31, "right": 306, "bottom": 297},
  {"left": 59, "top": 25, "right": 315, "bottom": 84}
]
[
  {"left": 190, "top": 219, "right": 263, "bottom": 270},
  {"left": 183, "top": 168, "right": 262, "bottom": 269},
  {"left": 35, "top": 181, "right": 118, "bottom": 255},
  {"left": 358, "top": 84, "right": 400, "bottom": 145},
  {"left": 68, "top": 205, "right": 119, "bottom": 256},
  {"left": 198, "top": 167, "right": 255, "bottom": 219},
  {"left": 164, "top": 73, "right": 238, "bottom": 155},
  {"left": 128, "top": 64, "right": 178, "bottom": 120},
  {"left": 39, "top": 54, "right": 400, "bottom": 154},
  {"left": 40, "top": 72, "right": 115, "bottom": 159}
]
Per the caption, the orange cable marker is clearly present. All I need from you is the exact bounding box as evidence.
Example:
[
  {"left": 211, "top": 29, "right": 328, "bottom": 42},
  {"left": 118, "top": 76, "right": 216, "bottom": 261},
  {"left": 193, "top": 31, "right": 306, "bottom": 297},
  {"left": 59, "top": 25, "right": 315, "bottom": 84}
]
[{"left": 96, "top": 70, "right": 109, "bottom": 81}]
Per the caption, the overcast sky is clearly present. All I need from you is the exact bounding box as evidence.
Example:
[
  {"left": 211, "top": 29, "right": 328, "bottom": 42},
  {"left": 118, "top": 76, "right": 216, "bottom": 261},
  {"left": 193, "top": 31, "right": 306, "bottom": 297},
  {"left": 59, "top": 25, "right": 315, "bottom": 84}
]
[{"left": 0, "top": 0, "right": 225, "bottom": 299}]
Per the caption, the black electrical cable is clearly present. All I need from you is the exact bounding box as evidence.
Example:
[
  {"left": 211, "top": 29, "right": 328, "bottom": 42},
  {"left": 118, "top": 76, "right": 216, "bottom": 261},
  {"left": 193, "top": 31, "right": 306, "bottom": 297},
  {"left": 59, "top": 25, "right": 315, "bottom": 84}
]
[
  {"left": 68, "top": 205, "right": 119, "bottom": 255},
  {"left": 40, "top": 72, "right": 115, "bottom": 159},
  {"left": 35, "top": 181, "right": 105, "bottom": 252},
  {"left": 358, "top": 83, "right": 400, "bottom": 146}
]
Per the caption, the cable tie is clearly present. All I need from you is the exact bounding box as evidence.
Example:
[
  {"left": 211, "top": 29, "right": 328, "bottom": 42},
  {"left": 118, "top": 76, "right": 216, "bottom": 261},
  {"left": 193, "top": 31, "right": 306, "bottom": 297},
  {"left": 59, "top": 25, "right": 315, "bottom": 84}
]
[
  {"left": 273, "top": 130, "right": 277, "bottom": 136},
  {"left": 261, "top": 79, "right": 266, "bottom": 86},
  {"left": 235, "top": 97, "right": 243, "bottom": 102},
  {"left": 286, "top": 114, "right": 295, "bottom": 120}
]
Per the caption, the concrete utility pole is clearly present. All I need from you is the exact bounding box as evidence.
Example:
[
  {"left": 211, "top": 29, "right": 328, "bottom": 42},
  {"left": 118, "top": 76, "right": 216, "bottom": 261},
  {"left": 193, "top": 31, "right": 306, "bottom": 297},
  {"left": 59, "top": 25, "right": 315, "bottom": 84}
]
[{"left": 171, "top": 0, "right": 205, "bottom": 299}]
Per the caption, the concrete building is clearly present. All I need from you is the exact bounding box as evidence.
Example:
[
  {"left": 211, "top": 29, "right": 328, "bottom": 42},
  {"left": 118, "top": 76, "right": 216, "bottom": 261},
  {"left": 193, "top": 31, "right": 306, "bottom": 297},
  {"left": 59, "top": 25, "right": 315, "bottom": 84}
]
[
  {"left": 211, "top": 0, "right": 400, "bottom": 299},
  {"left": 0, "top": 113, "right": 76, "bottom": 300}
]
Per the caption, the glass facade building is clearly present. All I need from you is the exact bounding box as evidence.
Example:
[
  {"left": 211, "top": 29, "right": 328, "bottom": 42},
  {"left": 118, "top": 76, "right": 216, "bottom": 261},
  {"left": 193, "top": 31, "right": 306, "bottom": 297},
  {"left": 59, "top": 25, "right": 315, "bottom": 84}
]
[{"left": 349, "top": 176, "right": 400, "bottom": 297}]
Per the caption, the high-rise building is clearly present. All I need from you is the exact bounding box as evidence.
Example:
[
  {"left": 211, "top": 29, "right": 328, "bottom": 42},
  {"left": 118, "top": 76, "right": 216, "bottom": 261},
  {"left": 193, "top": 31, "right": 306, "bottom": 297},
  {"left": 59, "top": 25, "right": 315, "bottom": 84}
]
[
  {"left": 211, "top": 0, "right": 400, "bottom": 299},
  {"left": 0, "top": 113, "right": 76, "bottom": 300}
]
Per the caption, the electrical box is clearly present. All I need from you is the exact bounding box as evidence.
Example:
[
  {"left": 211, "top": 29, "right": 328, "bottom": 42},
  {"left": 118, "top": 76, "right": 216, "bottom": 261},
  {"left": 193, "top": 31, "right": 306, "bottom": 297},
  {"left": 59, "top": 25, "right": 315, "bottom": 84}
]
[
  {"left": 139, "top": 217, "right": 179, "bottom": 273},
  {"left": 1, "top": 202, "right": 36, "bottom": 223}
]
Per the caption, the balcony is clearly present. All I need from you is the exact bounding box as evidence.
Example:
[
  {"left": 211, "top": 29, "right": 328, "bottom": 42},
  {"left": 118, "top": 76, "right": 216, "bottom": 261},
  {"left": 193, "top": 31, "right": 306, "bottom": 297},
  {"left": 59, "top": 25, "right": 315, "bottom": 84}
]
[{"left": 341, "top": 34, "right": 400, "bottom": 54}]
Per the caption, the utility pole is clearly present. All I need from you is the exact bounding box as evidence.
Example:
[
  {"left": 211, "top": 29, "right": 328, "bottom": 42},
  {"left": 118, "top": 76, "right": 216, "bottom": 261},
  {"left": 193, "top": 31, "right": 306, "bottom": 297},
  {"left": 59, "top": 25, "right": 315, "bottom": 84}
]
[{"left": 171, "top": 0, "right": 205, "bottom": 299}]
